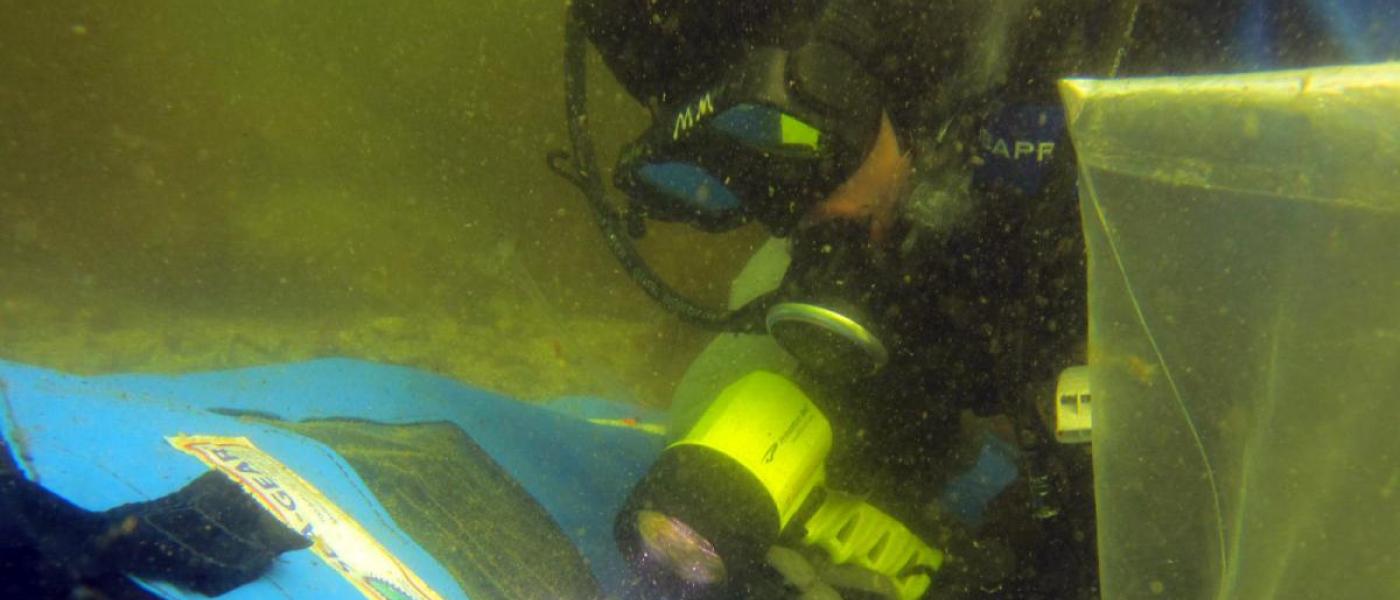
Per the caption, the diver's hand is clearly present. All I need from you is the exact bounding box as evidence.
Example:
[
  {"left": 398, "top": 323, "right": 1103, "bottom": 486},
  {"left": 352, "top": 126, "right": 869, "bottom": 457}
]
[
  {"left": 767, "top": 545, "right": 910, "bottom": 600},
  {"left": 766, "top": 545, "right": 843, "bottom": 599},
  {"left": 95, "top": 471, "right": 312, "bottom": 596}
]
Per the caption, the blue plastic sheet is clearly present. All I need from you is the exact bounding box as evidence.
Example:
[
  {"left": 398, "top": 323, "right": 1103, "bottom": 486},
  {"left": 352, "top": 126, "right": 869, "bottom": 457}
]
[{"left": 0, "top": 358, "right": 666, "bottom": 599}]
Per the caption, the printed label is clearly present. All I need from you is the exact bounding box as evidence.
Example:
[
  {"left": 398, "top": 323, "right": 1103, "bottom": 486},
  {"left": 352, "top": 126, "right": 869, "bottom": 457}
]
[{"left": 167, "top": 435, "right": 444, "bottom": 600}]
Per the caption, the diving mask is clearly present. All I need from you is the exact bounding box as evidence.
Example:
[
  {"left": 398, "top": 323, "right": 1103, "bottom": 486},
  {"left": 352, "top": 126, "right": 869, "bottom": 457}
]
[{"left": 614, "top": 43, "right": 883, "bottom": 234}]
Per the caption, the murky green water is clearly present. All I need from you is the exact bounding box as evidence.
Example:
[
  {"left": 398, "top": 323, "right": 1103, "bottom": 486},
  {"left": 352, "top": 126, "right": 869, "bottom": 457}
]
[{"left": 0, "top": 2, "right": 761, "bottom": 403}]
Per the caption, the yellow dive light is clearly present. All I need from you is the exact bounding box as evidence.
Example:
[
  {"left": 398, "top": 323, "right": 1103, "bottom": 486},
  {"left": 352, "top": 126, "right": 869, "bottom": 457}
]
[{"left": 616, "top": 371, "right": 942, "bottom": 599}]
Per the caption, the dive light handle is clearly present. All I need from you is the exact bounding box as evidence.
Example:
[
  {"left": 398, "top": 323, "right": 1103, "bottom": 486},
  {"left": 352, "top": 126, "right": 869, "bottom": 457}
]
[{"left": 801, "top": 489, "right": 943, "bottom": 600}]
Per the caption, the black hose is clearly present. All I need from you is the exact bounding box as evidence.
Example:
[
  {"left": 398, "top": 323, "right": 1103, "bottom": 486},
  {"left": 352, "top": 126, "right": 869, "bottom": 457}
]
[{"left": 555, "top": 10, "right": 771, "bottom": 333}]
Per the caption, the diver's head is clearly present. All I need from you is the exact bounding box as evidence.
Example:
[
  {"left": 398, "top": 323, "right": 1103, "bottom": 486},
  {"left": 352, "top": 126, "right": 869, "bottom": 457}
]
[
  {"left": 561, "top": 0, "right": 912, "bottom": 378},
  {"left": 609, "top": 37, "right": 912, "bottom": 376}
]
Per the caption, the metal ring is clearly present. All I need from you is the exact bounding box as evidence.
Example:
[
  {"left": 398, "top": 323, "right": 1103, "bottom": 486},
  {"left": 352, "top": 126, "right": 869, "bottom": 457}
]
[{"left": 764, "top": 302, "right": 889, "bottom": 373}]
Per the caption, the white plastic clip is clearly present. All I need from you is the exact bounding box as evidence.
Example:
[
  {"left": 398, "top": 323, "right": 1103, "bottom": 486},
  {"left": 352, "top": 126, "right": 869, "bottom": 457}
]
[{"left": 1053, "top": 366, "right": 1092, "bottom": 444}]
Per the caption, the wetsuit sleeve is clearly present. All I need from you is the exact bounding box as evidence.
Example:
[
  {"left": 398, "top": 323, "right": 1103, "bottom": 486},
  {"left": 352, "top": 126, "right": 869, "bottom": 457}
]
[
  {"left": 98, "top": 471, "right": 313, "bottom": 596},
  {"left": 0, "top": 451, "right": 310, "bottom": 597}
]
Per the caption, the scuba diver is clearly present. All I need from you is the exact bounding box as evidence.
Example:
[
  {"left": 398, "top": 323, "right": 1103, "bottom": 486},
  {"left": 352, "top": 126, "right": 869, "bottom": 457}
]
[
  {"left": 551, "top": 0, "right": 1361, "bottom": 597},
  {"left": 551, "top": 0, "right": 1120, "bottom": 597}
]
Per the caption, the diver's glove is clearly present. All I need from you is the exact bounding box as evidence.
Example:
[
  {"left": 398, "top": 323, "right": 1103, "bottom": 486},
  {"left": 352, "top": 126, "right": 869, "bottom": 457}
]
[
  {"left": 767, "top": 545, "right": 912, "bottom": 600},
  {"left": 95, "top": 470, "right": 313, "bottom": 595},
  {"left": 1, "top": 468, "right": 310, "bottom": 596}
]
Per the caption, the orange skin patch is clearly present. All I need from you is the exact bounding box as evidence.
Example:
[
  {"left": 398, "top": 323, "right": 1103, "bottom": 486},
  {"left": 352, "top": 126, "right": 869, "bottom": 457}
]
[{"left": 802, "top": 112, "right": 912, "bottom": 244}]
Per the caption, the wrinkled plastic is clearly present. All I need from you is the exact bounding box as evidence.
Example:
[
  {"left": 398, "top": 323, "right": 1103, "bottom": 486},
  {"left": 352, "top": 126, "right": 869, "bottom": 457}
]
[{"left": 1062, "top": 63, "right": 1400, "bottom": 600}]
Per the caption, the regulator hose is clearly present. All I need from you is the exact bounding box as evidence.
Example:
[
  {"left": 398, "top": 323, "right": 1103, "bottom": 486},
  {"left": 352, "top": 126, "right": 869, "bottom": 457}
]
[{"left": 549, "top": 10, "right": 772, "bottom": 333}]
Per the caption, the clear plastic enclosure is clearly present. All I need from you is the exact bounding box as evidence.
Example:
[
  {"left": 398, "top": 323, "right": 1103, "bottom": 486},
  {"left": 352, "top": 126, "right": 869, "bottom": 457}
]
[{"left": 1064, "top": 63, "right": 1400, "bottom": 599}]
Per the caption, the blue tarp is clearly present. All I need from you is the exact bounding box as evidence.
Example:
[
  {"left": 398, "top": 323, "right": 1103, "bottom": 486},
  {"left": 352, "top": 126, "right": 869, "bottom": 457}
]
[{"left": 0, "top": 358, "right": 667, "bottom": 599}]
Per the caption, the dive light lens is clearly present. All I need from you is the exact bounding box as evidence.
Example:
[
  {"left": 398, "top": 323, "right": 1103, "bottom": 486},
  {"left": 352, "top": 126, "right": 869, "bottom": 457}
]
[{"left": 636, "top": 509, "right": 727, "bottom": 585}]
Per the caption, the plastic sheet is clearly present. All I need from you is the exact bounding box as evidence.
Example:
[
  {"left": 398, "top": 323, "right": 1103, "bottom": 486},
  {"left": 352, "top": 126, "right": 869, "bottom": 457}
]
[{"left": 1063, "top": 62, "right": 1400, "bottom": 599}]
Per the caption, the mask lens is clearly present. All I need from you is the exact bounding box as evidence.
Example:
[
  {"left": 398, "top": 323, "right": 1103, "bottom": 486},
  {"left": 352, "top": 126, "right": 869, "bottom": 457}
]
[
  {"left": 711, "top": 104, "right": 823, "bottom": 157},
  {"left": 635, "top": 509, "right": 727, "bottom": 585},
  {"left": 636, "top": 162, "right": 742, "bottom": 216}
]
